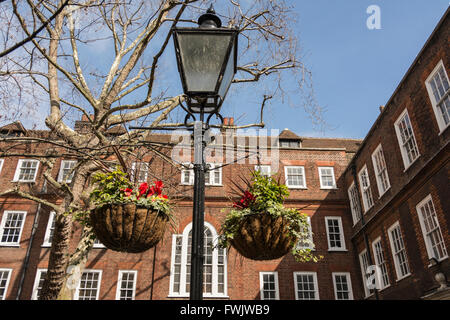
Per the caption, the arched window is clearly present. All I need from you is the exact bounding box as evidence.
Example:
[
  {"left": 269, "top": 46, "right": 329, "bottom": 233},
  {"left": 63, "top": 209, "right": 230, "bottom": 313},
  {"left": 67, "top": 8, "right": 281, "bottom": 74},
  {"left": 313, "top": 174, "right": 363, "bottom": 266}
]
[{"left": 169, "top": 222, "right": 227, "bottom": 298}]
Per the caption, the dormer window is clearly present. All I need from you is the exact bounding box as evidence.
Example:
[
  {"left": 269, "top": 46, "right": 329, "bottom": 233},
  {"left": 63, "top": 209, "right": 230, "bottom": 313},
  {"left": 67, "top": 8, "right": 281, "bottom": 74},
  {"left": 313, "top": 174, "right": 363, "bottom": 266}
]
[
  {"left": 279, "top": 140, "right": 301, "bottom": 148},
  {"left": 278, "top": 128, "right": 302, "bottom": 148}
]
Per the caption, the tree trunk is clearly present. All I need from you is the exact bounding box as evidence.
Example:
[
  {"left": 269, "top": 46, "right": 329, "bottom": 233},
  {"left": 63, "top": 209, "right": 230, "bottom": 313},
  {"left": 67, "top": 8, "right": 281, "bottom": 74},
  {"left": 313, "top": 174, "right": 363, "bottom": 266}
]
[{"left": 38, "top": 212, "right": 73, "bottom": 300}]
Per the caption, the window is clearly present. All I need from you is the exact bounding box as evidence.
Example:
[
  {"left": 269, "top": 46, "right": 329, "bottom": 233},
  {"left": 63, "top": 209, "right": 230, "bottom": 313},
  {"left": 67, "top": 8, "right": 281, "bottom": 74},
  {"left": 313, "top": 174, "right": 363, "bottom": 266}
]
[
  {"left": 169, "top": 222, "right": 227, "bottom": 298},
  {"left": 394, "top": 109, "right": 420, "bottom": 169},
  {"left": 31, "top": 269, "right": 47, "bottom": 300},
  {"left": 284, "top": 166, "right": 306, "bottom": 188},
  {"left": 0, "top": 269, "right": 12, "bottom": 300},
  {"left": 43, "top": 211, "right": 56, "bottom": 247},
  {"left": 358, "top": 166, "right": 374, "bottom": 213},
  {"left": 0, "top": 211, "right": 27, "bottom": 246},
  {"left": 205, "top": 164, "right": 222, "bottom": 186},
  {"left": 181, "top": 163, "right": 222, "bottom": 186},
  {"left": 426, "top": 60, "right": 450, "bottom": 132},
  {"left": 332, "top": 273, "right": 353, "bottom": 300},
  {"left": 348, "top": 182, "right": 362, "bottom": 225},
  {"left": 74, "top": 270, "right": 102, "bottom": 300},
  {"left": 296, "top": 216, "right": 314, "bottom": 250},
  {"left": 325, "top": 216, "right": 346, "bottom": 251},
  {"left": 371, "top": 144, "right": 390, "bottom": 197},
  {"left": 116, "top": 271, "right": 137, "bottom": 300},
  {"left": 13, "top": 159, "right": 39, "bottom": 182},
  {"left": 318, "top": 167, "right": 336, "bottom": 189},
  {"left": 93, "top": 238, "right": 106, "bottom": 249},
  {"left": 293, "top": 272, "right": 319, "bottom": 300},
  {"left": 280, "top": 140, "right": 300, "bottom": 148},
  {"left": 359, "top": 249, "right": 371, "bottom": 297},
  {"left": 58, "top": 160, "right": 77, "bottom": 183},
  {"left": 255, "top": 165, "right": 271, "bottom": 177},
  {"left": 130, "top": 162, "right": 149, "bottom": 183},
  {"left": 372, "top": 237, "right": 390, "bottom": 290},
  {"left": 259, "top": 272, "right": 279, "bottom": 300},
  {"left": 416, "top": 195, "right": 448, "bottom": 261},
  {"left": 0, "top": 159, "right": 4, "bottom": 174},
  {"left": 181, "top": 163, "right": 194, "bottom": 185},
  {"left": 388, "top": 222, "right": 411, "bottom": 280}
]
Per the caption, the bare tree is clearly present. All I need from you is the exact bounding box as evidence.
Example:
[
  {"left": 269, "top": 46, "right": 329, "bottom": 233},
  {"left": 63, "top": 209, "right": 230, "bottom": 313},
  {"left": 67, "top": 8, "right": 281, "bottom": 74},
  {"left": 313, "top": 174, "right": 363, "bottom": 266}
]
[{"left": 0, "top": 0, "right": 322, "bottom": 300}]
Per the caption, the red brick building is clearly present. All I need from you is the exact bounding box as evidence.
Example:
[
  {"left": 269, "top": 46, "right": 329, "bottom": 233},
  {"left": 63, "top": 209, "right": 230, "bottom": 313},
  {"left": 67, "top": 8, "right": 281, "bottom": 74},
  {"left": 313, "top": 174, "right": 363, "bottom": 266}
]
[
  {"left": 0, "top": 8, "right": 448, "bottom": 301},
  {"left": 343, "top": 7, "right": 450, "bottom": 300}
]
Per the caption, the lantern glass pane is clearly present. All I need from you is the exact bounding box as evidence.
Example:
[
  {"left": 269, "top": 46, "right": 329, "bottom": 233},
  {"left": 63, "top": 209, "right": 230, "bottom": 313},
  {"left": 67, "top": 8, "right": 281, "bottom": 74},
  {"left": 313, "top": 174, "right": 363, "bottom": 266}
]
[
  {"left": 177, "top": 33, "right": 232, "bottom": 93},
  {"left": 218, "top": 42, "right": 235, "bottom": 100}
]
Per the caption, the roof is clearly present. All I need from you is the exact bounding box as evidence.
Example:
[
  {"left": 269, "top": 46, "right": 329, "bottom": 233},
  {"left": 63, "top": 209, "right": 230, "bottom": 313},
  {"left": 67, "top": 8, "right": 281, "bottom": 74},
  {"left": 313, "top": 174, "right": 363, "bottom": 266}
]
[
  {"left": 0, "top": 121, "right": 27, "bottom": 134},
  {"left": 279, "top": 128, "right": 302, "bottom": 140}
]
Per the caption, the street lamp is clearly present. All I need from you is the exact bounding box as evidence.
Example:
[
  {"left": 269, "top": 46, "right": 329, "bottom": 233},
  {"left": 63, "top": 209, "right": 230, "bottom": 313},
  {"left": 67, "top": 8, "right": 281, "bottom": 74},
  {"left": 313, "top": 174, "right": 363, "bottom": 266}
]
[{"left": 172, "top": 6, "right": 238, "bottom": 300}]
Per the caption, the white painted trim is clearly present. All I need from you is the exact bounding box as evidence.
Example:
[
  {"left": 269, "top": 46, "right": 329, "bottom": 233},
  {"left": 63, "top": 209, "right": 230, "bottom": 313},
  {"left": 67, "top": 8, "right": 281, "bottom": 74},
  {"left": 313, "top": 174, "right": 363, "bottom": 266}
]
[
  {"left": 0, "top": 268, "right": 12, "bottom": 300},
  {"left": 293, "top": 271, "right": 319, "bottom": 300},
  {"left": 259, "top": 272, "right": 279, "bottom": 300},
  {"left": 115, "top": 270, "right": 137, "bottom": 300},
  {"left": 331, "top": 272, "right": 354, "bottom": 300},
  {"left": 0, "top": 210, "right": 27, "bottom": 246}
]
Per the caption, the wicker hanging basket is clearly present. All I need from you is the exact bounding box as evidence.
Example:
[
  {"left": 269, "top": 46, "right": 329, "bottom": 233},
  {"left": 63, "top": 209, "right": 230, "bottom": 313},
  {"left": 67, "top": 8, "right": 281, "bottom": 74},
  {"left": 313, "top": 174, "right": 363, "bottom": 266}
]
[
  {"left": 90, "top": 203, "right": 168, "bottom": 253},
  {"left": 229, "top": 212, "right": 299, "bottom": 260}
]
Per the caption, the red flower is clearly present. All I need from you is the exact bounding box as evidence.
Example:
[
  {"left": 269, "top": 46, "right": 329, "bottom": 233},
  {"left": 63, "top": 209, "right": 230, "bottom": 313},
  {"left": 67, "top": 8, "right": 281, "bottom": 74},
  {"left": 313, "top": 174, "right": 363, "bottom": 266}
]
[
  {"left": 138, "top": 182, "right": 149, "bottom": 198},
  {"left": 122, "top": 188, "right": 133, "bottom": 197},
  {"left": 233, "top": 190, "right": 255, "bottom": 209},
  {"left": 153, "top": 180, "right": 164, "bottom": 195}
]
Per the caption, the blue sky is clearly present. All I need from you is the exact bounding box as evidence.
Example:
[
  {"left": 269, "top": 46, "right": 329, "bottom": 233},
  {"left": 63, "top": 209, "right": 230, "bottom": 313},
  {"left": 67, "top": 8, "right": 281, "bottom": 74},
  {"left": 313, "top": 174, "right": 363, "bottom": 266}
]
[{"left": 234, "top": 0, "right": 449, "bottom": 139}]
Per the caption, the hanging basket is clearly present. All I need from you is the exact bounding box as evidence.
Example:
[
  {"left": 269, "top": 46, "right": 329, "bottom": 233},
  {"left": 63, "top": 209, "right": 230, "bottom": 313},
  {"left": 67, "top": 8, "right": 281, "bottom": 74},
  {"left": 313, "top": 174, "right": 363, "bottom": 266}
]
[
  {"left": 90, "top": 203, "right": 168, "bottom": 253},
  {"left": 229, "top": 212, "right": 299, "bottom": 260}
]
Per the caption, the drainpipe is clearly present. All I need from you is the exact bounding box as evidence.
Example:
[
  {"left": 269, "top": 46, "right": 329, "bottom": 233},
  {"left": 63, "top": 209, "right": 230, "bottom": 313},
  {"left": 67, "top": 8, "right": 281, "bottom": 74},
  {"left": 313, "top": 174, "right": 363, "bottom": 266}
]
[
  {"left": 16, "top": 203, "right": 42, "bottom": 300},
  {"left": 149, "top": 244, "right": 158, "bottom": 300},
  {"left": 350, "top": 163, "right": 379, "bottom": 300}
]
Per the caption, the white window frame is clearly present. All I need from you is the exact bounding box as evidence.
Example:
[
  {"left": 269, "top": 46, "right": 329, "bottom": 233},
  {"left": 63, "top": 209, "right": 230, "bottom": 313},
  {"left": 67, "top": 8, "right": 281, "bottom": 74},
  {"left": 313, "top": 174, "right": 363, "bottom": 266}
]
[
  {"left": 0, "top": 268, "right": 12, "bottom": 300},
  {"left": 93, "top": 238, "right": 106, "bottom": 249},
  {"left": 130, "top": 162, "right": 149, "bottom": 183},
  {"left": 387, "top": 221, "right": 411, "bottom": 281},
  {"left": 359, "top": 249, "right": 372, "bottom": 298},
  {"left": 394, "top": 109, "right": 420, "bottom": 170},
  {"left": 358, "top": 165, "right": 374, "bottom": 213},
  {"left": 42, "top": 211, "right": 56, "bottom": 247},
  {"left": 57, "top": 160, "right": 77, "bottom": 183},
  {"left": 284, "top": 166, "right": 307, "bottom": 189},
  {"left": 318, "top": 166, "right": 337, "bottom": 189},
  {"left": 348, "top": 181, "right": 362, "bottom": 225},
  {"left": 425, "top": 60, "right": 450, "bottom": 133},
  {"left": 325, "top": 216, "right": 346, "bottom": 251},
  {"left": 31, "top": 269, "right": 47, "bottom": 300},
  {"left": 13, "top": 159, "right": 40, "bottom": 182},
  {"left": 181, "top": 163, "right": 223, "bottom": 186},
  {"left": 255, "top": 165, "right": 271, "bottom": 177},
  {"left": 296, "top": 216, "right": 314, "bottom": 250},
  {"left": 371, "top": 144, "right": 391, "bottom": 197},
  {"left": 74, "top": 269, "right": 102, "bottom": 300},
  {"left": 332, "top": 272, "right": 353, "bottom": 300},
  {"left": 205, "top": 163, "right": 222, "bottom": 186},
  {"left": 168, "top": 222, "right": 227, "bottom": 298},
  {"left": 116, "top": 270, "right": 137, "bottom": 300},
  {"left": 0, "top": 159, "right": 4, "bottom": 175},
  {"left": 181, "top": 163, "right": 194, "bottom": 185},
  {"left": 416, "top": 194, "right": 448, "bottom": 262},
  {"left": 293, "top": 271, "right": 319, "bottom": 300},
  {"left": 371, "top": 237, "right": 390, "bottom": 290},
  {"left": 259, "top": 272, "right": 279, "bottom": 300},
  {"left": 0, "top": 210, "right": 27, "bottom": 246}
]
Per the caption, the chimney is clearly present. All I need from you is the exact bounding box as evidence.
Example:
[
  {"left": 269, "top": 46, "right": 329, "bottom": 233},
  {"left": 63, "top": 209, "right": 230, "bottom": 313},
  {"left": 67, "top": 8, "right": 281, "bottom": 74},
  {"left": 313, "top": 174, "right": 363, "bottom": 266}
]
[
  {"left": 379, "top": 105, "right": 385, "bottom": 113},
  {"left": 74, "top": 114, "right": 93, "bottom": 134}
]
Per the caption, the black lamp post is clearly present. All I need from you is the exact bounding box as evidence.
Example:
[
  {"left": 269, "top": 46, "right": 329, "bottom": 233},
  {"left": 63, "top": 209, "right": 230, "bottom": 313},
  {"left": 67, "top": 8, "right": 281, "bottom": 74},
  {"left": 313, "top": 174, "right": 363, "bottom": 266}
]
[{"left": 172, "top": 6, "right": 238, "bottom": 300}]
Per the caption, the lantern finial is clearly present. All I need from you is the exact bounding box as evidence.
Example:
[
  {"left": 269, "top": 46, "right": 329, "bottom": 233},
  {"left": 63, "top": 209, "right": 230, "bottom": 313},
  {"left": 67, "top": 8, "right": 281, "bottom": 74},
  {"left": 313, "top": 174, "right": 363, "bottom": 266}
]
[{"left": 198, "top": 5, "right": 222, "bottom": 28}]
